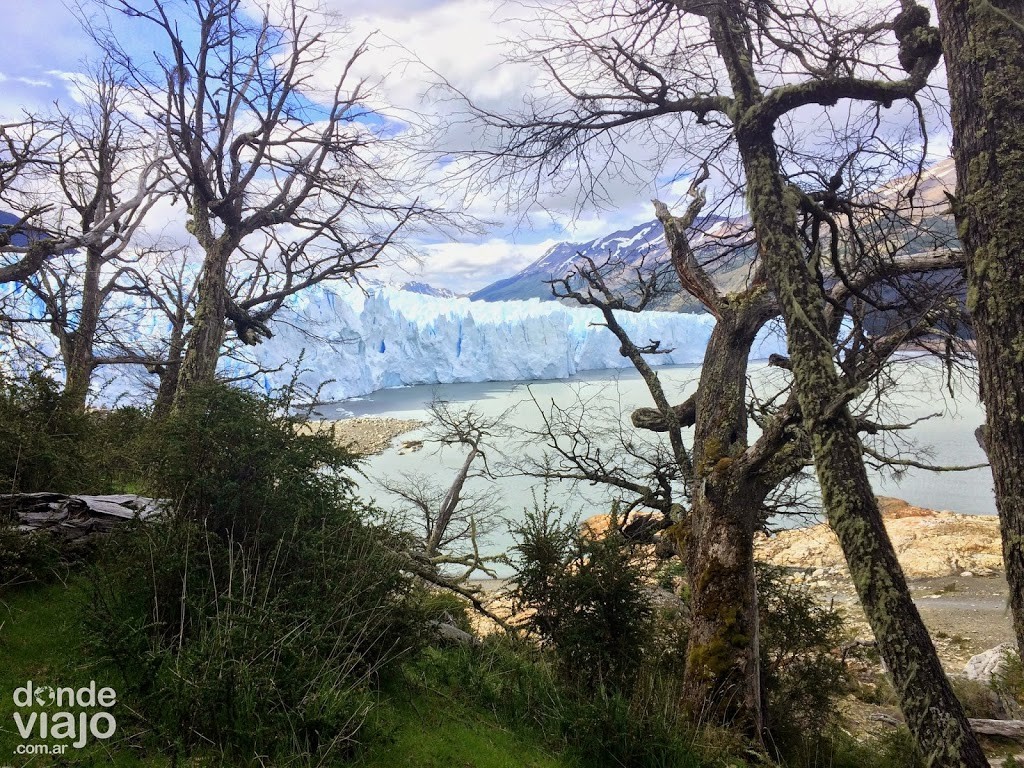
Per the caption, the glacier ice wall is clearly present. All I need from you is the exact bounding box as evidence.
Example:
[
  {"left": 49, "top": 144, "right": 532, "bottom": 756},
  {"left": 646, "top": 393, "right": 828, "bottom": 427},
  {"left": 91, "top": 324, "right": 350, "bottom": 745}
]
[
  {"left": 2, "top": 281, "right": 783, "bottom": 403},
  {"left": 231, "top": 286, "right": 783, "bottom": 401}
]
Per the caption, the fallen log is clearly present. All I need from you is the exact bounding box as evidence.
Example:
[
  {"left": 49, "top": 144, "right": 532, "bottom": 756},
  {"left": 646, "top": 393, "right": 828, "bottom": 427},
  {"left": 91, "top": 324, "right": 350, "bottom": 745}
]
[
  {"left": 968, "top": 719, "right": 1024, "bottom": 740},
  {"left": 870, "top": 713, "right": 1024, "bottom": 741},
  {"left": 1, "top": 493, "right": 162, "bottom": 541}
]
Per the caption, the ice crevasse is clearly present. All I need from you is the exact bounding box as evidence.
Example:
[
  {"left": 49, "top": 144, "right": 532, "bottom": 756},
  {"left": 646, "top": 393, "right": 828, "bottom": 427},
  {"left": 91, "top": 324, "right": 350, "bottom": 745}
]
[{"left": 237, "top": 286, "right": 785, "bottom": 401}]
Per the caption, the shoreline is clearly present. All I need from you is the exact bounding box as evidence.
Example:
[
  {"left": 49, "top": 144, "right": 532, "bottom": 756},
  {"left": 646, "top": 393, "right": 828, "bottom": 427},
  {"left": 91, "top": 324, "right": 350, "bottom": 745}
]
[{"left": 308, "top": 417, "right": 427, "bottom": 456}]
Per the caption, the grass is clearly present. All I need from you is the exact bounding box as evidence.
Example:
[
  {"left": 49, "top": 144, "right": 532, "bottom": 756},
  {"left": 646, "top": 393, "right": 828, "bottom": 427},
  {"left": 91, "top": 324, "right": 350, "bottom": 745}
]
[
  {"left": 0, "top": 581, "right": 169, "bottom": 767},
  {"left": 356, "top": 693, "right": 569, "bottom": 768},
  {"left": 0, "top": 580, "right": 573, "bottom": 768}
]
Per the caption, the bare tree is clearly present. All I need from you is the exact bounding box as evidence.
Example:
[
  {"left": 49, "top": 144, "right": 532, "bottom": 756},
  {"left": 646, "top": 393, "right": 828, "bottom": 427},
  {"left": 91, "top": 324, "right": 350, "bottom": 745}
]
[
  {"left": 94, "top": 0, "right": 427, "bottom": 402},
  {"left": 465, "top": 0, "right": 989, "bottom": 761},
  {"left": 0, "top": 111, "right": 162, "bottom": 288},
  {"left": 2, "top": 67, "right": 164, "bottom": 409},
  {"left": 381, "top": 399, "right": 506, "bottom": 581},
  {"left": 935, "top": 0, "right": 1024, "bottom": 658}
]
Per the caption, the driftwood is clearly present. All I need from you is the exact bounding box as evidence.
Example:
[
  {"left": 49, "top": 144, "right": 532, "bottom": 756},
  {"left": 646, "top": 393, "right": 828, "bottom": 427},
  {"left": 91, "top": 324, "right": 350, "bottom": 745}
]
[
  {"left": 870, "top": 712, "right": 1024, "bottom": 741},
  {"left": 968, "top": 719, "right": 1024, "bottom": 739},
  {"left": 428, "top": 620, "right": 479, "bottom": 647},
  {"left": 1, "top": 492, "right": 162, "bottom": 541}
]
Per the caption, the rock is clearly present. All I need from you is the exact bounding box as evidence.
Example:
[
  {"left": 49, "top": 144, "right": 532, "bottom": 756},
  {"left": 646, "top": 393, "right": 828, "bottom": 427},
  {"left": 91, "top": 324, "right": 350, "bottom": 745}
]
[
  {"left": 306, "top": 417, "right": 426, "bottom": 456},
  {"left": 964, "top": 643, "right": 1019, "bottom": 684},
  {"left": 581, "top": 510, "right": 666, "bottom": 542},
  {"left": 961, "top": 571, "right": 974, "bottom": 578},
  {"left": 755, "top": 496, "right": 1004, "bottom": 578}
]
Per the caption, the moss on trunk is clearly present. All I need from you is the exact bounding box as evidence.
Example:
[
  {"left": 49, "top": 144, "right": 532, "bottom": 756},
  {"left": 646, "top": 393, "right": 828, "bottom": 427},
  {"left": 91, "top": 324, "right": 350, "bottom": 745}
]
[{"left": 936, "top": 0, "right": 1024, "bottom": 658}]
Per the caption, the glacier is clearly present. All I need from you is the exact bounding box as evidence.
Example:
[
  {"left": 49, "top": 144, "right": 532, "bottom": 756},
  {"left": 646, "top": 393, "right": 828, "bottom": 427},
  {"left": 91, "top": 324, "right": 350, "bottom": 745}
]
[
  {"left": 225, "top": 286, "right": 784, "bottom": 401},
  {"left": 4, "top": 280, "right": 784, "bottom": 403}
]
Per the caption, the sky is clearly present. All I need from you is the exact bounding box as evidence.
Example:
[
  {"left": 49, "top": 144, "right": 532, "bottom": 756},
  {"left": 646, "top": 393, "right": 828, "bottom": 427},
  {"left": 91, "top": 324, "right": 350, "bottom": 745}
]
[
  {"left": 0, "top": 0, "right": 673, "bottom": 294},
  {"left": 0, "top": 0, "right": 951, "bottom": 294}
]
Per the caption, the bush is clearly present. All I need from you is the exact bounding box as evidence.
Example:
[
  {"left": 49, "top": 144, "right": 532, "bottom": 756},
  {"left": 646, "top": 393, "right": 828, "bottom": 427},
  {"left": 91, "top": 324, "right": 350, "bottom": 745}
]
[
  {"left": 0, "top": 371, "right": 148, "bottom": 495},
  {"left": 510, "top": 500, "right": 654, "bottom": 693},
  {"left": 406, "top": 637, "right": 708, "bottom": 768},
  {"left": 86, "top": 384, "right": 425, "bottom": 765},
  {"left": 993, "top": 651, "right": 1024, "bottom": 714},
  {"left": 0, "top": 525, "right": 61, "bottom": 591},
  {"left": 141, "top": 383, "right": 356, "bottom": 543},
  {"left": 758, "top": 566, "right": 848, "bottom": 739},
  {"left": 503, "top": 501, "right": 713, "bottom": 767},
  {"left": 89, "top": 512, "right": 417, "bottom": 764}
]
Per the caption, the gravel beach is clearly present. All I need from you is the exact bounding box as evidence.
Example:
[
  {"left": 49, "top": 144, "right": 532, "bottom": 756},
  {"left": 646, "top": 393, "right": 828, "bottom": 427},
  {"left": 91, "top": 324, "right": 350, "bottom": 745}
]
[{"left": 308, "top": 417, "right": 427, "bottom": 455}]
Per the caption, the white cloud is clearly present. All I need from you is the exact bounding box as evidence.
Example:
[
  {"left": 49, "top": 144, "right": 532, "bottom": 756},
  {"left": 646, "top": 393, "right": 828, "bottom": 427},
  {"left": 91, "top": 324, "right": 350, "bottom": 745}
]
[{"left": 378, "top": 236, "right": 560, "bottom": 293}]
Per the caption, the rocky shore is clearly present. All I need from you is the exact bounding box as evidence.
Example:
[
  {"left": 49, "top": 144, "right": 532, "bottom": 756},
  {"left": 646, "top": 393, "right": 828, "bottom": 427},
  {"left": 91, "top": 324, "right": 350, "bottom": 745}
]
[
  {"left": 308, "top": 417, "right": 426, "bottom": 455},
  {"left": 755, "top": 496, "right": 1004, "bottom": 579}
]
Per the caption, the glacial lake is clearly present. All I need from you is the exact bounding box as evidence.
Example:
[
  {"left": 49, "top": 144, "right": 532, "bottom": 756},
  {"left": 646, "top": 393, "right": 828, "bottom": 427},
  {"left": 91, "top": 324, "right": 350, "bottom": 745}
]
[{"left": 317, "top": 359, "right": 994, "bottom": 574}]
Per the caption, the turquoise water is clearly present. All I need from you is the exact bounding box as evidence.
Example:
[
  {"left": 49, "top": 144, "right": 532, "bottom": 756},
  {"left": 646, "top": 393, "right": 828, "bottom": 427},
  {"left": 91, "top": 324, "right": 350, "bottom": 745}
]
[{"left": 318, "top": 359, "right": 994, "bottom": 573}]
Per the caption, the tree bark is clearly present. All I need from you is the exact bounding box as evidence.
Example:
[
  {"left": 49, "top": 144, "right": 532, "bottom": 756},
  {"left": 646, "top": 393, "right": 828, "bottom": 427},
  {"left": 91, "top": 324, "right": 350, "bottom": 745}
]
[
  {"left": 680, "top": 316, "right": 766, "bottom": 737},
  {"left": 174, "top": 239, "right": 231, "bottom": 401},
  {"left": 61, "top": 245, "right": 104, "bottom": 410},
  {"left": 935, "top": 0, "right": 1024, "bottom": 657},
  {"left": 738, "top": 132, "right": 990, "bottom": 768},
  {"left": 152, "top": 322, "right": 186, "bottom": 420}
]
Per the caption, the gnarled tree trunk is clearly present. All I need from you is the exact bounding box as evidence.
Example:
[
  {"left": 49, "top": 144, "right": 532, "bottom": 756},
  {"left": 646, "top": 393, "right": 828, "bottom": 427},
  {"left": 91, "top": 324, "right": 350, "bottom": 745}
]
[
  {"left": 935, "top": 0, "right": 1024, "bottom": 657},
  {"left": 60, "top": 244, "right": 106, "bottom": 411},
  {"left": 174, "top": 237, "right": 232, "bottom": 401},
  {"left": 680, "top": 313, "right": 767, "bottom": 736}
]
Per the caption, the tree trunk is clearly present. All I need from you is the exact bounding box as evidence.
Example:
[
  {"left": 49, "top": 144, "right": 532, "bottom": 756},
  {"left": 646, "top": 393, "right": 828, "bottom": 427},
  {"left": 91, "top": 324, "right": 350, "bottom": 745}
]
[
  {"left": 935, "top": 0, "right": 1024, "bottom": 656},
  {"left": 174, "top": 241, "right": 231, "bottom": 401},
  {"left": 738, "top": 133, "right": 990, "bottom": 767},
  {"left": 681, "top": 318, "right": 765, "bottom": 737},
  {"left": 152, "top": 321, "right": 186, "bottom": 420},
  {"left": 62, "top": 245, "right": 103, "bottom": 411}
]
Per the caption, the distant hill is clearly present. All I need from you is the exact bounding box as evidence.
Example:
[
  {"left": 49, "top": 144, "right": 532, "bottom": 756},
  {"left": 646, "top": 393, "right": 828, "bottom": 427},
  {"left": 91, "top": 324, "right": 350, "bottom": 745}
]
[{"left": 469, "top": 159, "right": 966, "bottom": 329}]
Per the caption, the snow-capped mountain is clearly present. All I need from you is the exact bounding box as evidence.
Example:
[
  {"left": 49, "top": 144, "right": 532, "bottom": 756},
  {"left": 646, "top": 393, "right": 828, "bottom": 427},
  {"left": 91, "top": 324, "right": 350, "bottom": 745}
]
[
  {"left": 470, "top": 157, "right": 962, "bottom": 312},
  {"left": 469, "top": 216, "right": 751, "bottom": 311},
  {"left": 398, "top": 280, "right": 458, "bottom": 298},
  {"left": 470, "top": 221, "right": 665, "bottom": 303}
]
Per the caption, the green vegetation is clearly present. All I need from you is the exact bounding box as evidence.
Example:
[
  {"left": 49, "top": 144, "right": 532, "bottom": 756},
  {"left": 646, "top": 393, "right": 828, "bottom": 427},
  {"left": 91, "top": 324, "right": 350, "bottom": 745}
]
[
  {"left": 0, "top": 371, "right": 147, "bottom": 495},
  {"left": 0, "top": 376, "right": 958, "bottom": 767}
]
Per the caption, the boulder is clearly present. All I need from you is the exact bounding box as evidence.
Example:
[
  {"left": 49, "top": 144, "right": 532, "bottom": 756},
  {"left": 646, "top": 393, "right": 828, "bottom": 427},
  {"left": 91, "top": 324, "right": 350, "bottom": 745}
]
[
  {"left": 581, "top": 510, "right": 666, "bottom": 542},
  {"left": 963, "top": 643, "right": 1019, "bottom": 684}
]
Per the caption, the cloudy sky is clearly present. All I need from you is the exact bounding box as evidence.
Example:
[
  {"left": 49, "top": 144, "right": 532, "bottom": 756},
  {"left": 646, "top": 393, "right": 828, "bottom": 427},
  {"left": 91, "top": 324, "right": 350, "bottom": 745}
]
[
  {"left": 0, "top": 0, "right": 683, "bottom": 293},
  {"left": 0, "top": 0, "right": 949, "bottom": 294}
]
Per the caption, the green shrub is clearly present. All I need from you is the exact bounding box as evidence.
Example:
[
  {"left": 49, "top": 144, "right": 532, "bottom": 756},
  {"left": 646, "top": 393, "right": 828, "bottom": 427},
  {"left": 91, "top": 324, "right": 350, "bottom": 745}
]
[
  {"left": 0, "top": 525, "right": 61, "bottom": 591},
  {"left": 406, "top": 637, "right": 708, "bottom": 768},
  {"left": 141, "top": 383, "right": 356, "bottom": 543},
  {"left": 510, "top": 501, "right": 654, "bottom": 693},
  {"left": 0, "top": 371, "right": 149, "bottom": 494},
  {"left": 758, "top": 565, "right": 848, "bottom": 745},
  {"left": 413, "top": 585, "right": 474, "bottom": 634},
  {"left": 952, "top": 675, "right": 1009, "bottom": 719},
  {"left": 0, "top": 371, "right": 94, "bottom": 493},
  {"left": 85, "top": 384, "right": 425, "bottom": 765},
  {"left": 88, "top": 505, "right": 421, "bottom": 764},
  {"left": 993, "top": 651, "right": 1024, "bottom": 712},
  {"left": 752, "top": 565, "right": 855, "bottom": 766},
  {"left": 821, "top": 728, "right": 925, "bottom": 768}
]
